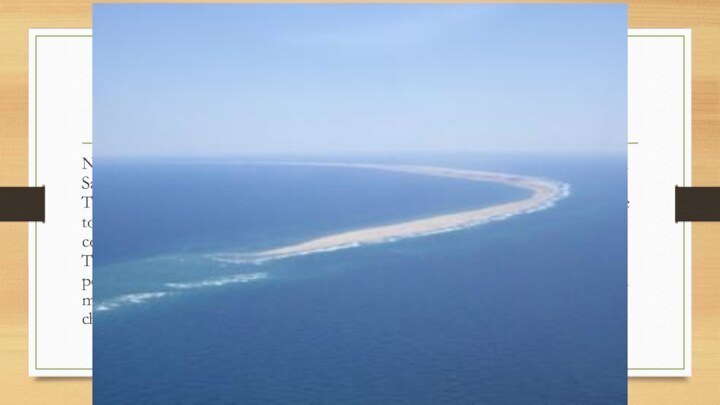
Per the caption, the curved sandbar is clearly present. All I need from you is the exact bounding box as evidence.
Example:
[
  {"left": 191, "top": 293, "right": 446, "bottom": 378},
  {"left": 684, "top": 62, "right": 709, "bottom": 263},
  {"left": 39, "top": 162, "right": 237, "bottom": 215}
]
[{"left": 214, "top": 162, "right": 570, "bottom": 264}]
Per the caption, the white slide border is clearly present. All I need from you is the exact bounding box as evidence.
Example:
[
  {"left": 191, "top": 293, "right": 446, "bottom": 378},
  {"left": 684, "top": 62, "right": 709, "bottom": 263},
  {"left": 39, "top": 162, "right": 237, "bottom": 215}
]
[
  {"left": 628, "top": 28, "right": 692, "bottom": 377},
  {"left": 28, "top": 28, "right": 93, "bottom": 377}
]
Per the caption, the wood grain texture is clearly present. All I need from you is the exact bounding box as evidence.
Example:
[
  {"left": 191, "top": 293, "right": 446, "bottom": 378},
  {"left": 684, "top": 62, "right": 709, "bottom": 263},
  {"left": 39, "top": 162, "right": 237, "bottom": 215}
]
[
  {"left": 0, "top": 1, "right": 718, "bottom": 403},
  {"left": 0, "top": 2, "right": 92, "bottom": 403}
]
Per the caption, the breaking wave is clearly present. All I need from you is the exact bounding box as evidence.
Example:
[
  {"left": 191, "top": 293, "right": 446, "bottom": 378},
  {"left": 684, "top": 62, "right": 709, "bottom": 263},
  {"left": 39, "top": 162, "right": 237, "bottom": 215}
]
[{"left": 96, "top": 272, "right": 268, "bottom": 312}]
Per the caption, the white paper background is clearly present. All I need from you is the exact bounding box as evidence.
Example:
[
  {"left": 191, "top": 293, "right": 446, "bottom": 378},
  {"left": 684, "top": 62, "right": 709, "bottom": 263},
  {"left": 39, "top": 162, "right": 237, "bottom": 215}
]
[
  {"left": 26, "top": 28, "right": 692, "bottom": 379},
  {"left": 628, "top": 29, "right": 692, "bottom": 377},
  {"left": 28, "top": 29, "right": 93, "bottom": 377}
]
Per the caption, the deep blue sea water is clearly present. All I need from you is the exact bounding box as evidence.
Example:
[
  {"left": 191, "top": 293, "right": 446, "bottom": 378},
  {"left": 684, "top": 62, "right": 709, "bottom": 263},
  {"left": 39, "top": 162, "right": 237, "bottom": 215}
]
[{"left": 94, "top": 154, "right": 627, "bottom": 404}]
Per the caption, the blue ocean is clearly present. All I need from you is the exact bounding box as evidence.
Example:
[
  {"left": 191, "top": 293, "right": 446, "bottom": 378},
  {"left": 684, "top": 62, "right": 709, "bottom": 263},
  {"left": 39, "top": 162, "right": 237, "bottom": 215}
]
[{"left": 94, "top": 154, "right": 627, "bottom": 404}]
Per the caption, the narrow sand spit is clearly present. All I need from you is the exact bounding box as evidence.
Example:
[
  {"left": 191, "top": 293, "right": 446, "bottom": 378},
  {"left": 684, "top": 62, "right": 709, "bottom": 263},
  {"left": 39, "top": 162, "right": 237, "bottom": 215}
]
[{"left": 213, "top": 162, "right": 569, "bottom": 263}]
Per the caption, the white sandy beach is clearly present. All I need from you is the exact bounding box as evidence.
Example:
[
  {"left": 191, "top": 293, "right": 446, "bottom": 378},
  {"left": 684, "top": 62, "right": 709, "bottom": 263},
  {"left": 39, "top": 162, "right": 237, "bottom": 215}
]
[{"left": 214, "top": 162, "right": 569, "bottom": 263}]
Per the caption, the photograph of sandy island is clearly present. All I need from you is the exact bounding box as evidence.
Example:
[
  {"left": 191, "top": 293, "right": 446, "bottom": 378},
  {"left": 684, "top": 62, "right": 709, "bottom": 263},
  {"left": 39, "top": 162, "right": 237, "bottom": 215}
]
[
  {"left": 213, "top": 162, "right": 570, "bottom": 264},
  {"left": 94, "top": 4, "right": 628, "bottom": 404}
]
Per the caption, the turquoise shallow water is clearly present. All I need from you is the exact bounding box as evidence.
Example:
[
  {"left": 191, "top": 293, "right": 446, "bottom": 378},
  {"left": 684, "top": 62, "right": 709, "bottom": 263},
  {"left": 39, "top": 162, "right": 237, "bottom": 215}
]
[{"left": 94, "top": 155, "right": 626, "bottom": 404}]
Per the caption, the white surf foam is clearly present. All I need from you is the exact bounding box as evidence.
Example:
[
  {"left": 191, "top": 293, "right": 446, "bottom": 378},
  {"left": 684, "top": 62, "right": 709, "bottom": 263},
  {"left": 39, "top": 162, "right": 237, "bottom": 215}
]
[
  {"left": 165, "top": 272, "right": 268, "bottom": 289},
  {"left": 96, "top": 273, "right": 269, "bottom": 311},
  {"left": 95, "top": 291, "right": 169, "bottom": 312}
]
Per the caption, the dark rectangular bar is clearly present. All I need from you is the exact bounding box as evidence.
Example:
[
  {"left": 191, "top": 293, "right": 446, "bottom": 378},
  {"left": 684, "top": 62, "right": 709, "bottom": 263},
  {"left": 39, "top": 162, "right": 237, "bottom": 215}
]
[
  {"left": 676, "top": 186, "right": 720, "bottom": 222},
  {"left": 0, "top": 187, "right": 45, "bottom": 222}
]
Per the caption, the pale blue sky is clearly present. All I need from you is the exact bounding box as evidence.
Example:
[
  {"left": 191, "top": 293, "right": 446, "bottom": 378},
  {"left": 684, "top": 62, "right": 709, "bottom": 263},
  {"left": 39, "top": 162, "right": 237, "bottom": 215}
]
[{"left": 94, "top": 4, "right": 627, "bottom": 157}]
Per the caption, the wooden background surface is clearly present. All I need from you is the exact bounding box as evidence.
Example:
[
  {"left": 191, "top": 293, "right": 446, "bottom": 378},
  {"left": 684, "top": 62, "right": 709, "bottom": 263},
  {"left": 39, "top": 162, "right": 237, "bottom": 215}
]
[{"left": 1, "top": 1, "right": 718, "bottom": 403}]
